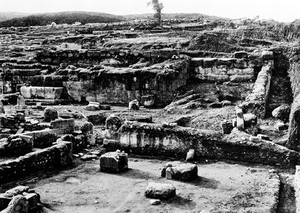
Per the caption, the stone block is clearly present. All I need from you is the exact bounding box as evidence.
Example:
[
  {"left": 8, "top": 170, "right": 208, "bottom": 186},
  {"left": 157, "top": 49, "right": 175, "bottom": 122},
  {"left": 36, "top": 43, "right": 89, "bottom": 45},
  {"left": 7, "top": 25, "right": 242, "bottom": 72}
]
[
  {"left": 161, "top": 161, "right": 198, "bottom": 181},
  {"left": 24, "top": 193, "right": 40, "bottom": 211},
  {"left": 50, "top": 118, "right": 75, "bottom": 134},
  {"left": 100, "top": 151, "right": 128, "bottom": 173},
  {"left": 145, "top": 182, "right": 176, "bottom": 200},
  {"left": 186, "top": 149, "right": 195, "bottom": 161}
]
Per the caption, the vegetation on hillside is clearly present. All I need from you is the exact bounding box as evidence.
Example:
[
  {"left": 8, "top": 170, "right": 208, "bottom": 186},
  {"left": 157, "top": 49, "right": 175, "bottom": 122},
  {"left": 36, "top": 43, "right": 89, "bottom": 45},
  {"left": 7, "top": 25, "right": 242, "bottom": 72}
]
[
  {"left": 0, "top": 12, "right": 28, "bottom": 22},
  {"left": 0, "top": 11, "right": 123, "bottom": 27}
]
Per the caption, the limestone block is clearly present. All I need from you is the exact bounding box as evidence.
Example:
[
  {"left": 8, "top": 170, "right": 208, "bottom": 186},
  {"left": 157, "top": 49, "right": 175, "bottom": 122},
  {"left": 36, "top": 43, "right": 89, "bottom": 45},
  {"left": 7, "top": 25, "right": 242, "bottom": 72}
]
[
  {"left": 5, "top": 186, "right": 29, "bottom": 197},
  {"left": 145, "top": 182, "right": 176, "bottom": 200},
  {"left": 100, "top": 151, "right": 128, "bottom": 173},
  {"left": 186, "top": 149, "right": 195, "bottom": 161},
  {"left": 24, "top": 193, "right": 40, "bottom": 211},
  {"left": 162, "top": 161, "right": 198, "bottom": 181}
]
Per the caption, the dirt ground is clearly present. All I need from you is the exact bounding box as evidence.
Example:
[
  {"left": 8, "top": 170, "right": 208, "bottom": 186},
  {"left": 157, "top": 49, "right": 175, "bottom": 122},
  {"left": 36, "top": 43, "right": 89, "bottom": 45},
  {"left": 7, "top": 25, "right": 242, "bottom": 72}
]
[
  {"left": 2, "top": 157, "right": 279, "bottom": 213},
  {"left": 1, "top": 104, "right": 292, "bottom": 212}
]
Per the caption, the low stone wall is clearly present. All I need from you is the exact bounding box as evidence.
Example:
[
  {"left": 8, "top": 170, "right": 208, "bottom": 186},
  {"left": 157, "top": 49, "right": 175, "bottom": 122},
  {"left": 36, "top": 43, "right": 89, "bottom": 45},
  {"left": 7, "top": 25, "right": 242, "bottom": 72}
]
[
  {"left": 118, "top": 123, "right": 300, "bottom": 168},
  {"left": 0, "top": 141, "right": 73, "bottom": 184},
  {"left": 23, "top": 129, "right": 58, "bottom": 148},
  {"left": 240, "top": 63, "right": 273, "bottom": 117},
  {"left": 20, "top": 86, "right": 64, "bottom": 99}
]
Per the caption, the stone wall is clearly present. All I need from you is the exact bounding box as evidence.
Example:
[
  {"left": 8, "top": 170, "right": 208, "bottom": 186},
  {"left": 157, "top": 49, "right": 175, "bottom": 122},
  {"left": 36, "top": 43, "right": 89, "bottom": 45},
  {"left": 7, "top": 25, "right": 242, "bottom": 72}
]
[
  {"left": 63, "top": 59, "right": 189, "bottom": 106},
  {"left": 23, "top": 129, "right": 58, "bottom": 148},
  {"left": 118, "top": 122, "right": 300, "bottom": 168},
  {"left": 0, "top": 141, "right": 73, "bottom": 184},
  {"left": 35, "top": 48, "right": 179, "bottom": 66},
  {"left": 191, "top": 57, "right": 255, "bottom": 83},
  {"left": 20, "top": 86, "right": 64, "bottom": 99}
]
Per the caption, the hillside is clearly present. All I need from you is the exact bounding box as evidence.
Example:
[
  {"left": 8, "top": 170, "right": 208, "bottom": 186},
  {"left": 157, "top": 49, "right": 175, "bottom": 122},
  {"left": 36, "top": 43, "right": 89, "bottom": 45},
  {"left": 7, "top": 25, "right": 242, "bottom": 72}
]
[
  {"left": 0, "top": 11, "right": 124, "bottom": 27},
  {"left": 0, "top": 12, "right": 29, "bottom": 22}
]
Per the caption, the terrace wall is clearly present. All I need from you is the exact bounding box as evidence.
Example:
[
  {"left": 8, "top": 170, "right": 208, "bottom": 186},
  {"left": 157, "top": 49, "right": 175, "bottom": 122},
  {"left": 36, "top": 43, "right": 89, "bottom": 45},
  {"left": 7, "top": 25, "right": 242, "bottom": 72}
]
[
  {"left": 0, "top": 141, "right": 73, "bottom": 184},
  {"left": 118, "top": 123, "right": 300, "bottom": 168}
]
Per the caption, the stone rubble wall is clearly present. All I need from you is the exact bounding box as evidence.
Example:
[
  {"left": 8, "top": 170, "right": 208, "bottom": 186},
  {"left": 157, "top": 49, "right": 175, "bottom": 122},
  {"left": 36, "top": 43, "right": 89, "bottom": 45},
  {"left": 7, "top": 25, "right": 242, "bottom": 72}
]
[
  {"left": 0, "top": 141, "right": 73, "bottom": 184},
  {"left": 191, "top": 57, "right": 255, "bottom": 82},
  {"left": 63, "top": 59, "right": 189, "bottom": 106},
  {"left": 238, "top": 51, "right": 274, "bottom": 117},
  {"left": 35, "top": 48, "right": 179, "bottom": 66},
  {"left": 118, "top": 122, "right": 300, "bottom": 168},
  {"left": 23, "top": 129, "right": 58, "bottom": 148}
]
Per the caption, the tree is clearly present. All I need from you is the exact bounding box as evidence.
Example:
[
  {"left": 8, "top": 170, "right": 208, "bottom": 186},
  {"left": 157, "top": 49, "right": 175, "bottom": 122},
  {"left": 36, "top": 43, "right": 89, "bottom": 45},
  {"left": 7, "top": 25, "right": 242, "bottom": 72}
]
[{"left": 148, "top": 0, "right": 164, "bottom": 26}]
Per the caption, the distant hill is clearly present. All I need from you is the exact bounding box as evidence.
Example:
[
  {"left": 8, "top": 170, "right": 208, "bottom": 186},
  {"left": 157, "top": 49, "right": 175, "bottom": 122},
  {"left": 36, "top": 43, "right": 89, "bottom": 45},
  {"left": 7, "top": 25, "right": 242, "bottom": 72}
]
[
  {"left": 0, "top": 11, "right": 124, "bottom": 27},
  {"left": 0, "top": 12, "right": 29, "bottom": 22}
]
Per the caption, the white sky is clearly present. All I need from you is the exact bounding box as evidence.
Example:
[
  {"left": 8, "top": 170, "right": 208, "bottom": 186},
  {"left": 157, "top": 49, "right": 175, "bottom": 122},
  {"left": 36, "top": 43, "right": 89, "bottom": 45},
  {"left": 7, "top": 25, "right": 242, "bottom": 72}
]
[{"left": 0, "top": 0, "right": 299, "bottom": 22}]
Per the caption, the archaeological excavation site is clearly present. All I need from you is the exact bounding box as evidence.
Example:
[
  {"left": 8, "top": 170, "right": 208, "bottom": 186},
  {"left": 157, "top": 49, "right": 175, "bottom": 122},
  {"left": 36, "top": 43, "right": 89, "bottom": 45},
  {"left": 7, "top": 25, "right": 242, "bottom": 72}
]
[{"left": 2, "top": 6, "right": 300, "bottom": 213}]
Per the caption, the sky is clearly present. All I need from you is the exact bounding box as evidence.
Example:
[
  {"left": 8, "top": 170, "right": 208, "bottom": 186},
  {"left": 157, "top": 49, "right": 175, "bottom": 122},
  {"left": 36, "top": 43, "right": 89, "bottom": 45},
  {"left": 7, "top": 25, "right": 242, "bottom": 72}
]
[{"left": 0, "top": 0, "right": 299, "bottom": 22}]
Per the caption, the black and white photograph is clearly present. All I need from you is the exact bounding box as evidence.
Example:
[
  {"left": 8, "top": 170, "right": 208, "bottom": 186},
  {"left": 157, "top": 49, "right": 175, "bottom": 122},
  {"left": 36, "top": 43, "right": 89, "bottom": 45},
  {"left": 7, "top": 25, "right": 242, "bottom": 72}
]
[{"left": 0, "top": 0, "right": 299, "bottom": 212}]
